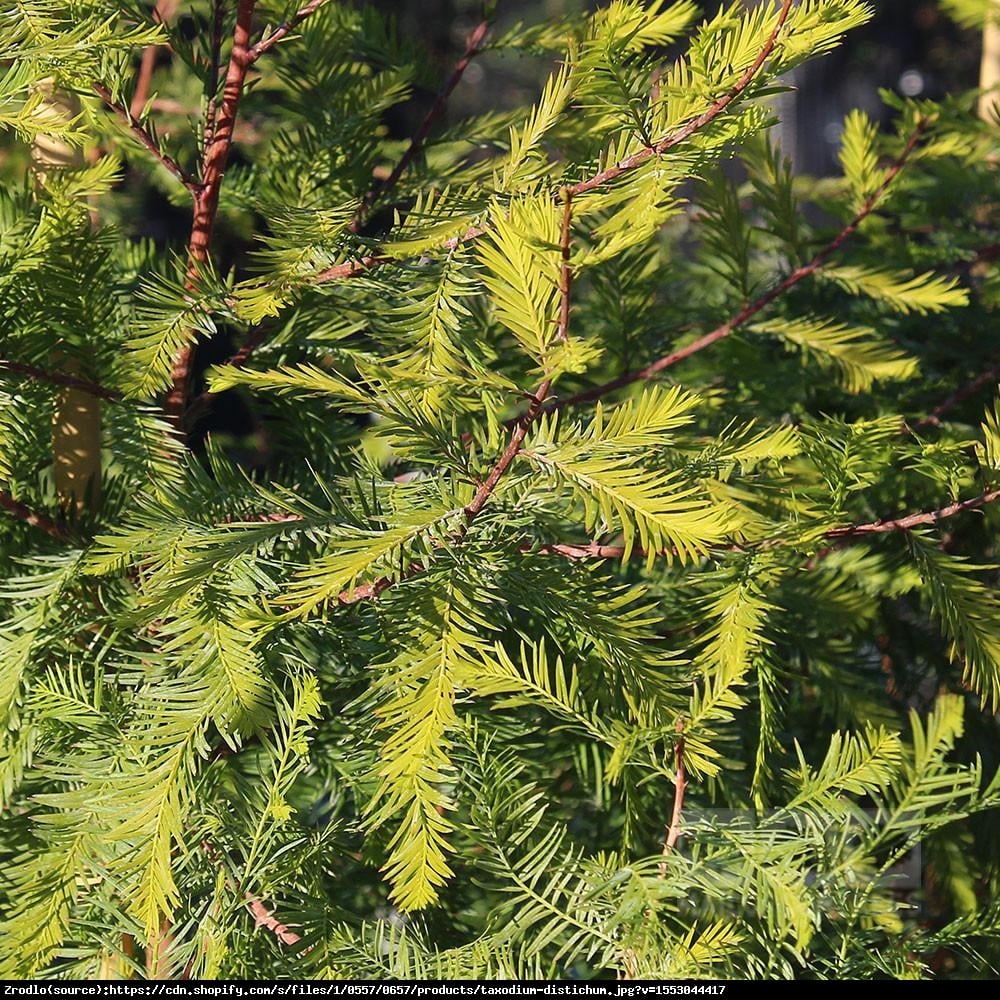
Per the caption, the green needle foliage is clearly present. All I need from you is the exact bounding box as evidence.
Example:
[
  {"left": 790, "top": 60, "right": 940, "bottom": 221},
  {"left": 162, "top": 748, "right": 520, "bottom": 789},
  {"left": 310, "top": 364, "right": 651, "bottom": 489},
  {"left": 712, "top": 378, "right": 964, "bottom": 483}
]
[{"left": 0, "top": 0, "right": 998, "bottom": 981}]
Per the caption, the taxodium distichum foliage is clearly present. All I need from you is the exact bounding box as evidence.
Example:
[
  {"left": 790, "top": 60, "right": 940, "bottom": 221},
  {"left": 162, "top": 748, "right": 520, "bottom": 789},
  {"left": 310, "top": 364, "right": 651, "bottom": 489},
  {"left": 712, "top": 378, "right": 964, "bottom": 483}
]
[{"left": 0, "top": 0, "right": 999, "bottom": 981}]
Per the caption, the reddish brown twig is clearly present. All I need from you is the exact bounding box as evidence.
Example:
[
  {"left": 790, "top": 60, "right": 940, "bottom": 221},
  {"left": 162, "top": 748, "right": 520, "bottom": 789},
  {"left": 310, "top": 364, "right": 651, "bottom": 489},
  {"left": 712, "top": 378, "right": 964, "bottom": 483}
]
[
  {"left": 190, "top": 0, "right": 256, "bottom": 262},
  {"left": 309, "top": 3, "right": 792, "bottom": 287},
  {"left": 130, "top": 0, "right": 180, "bottom": 119},
  {"left": 212, "top": 2, "right": 794, "bottom": 381},
  {"left": 462, "top": 385, "right": 553, "bottom": 523},
  {"left": 0, "top": 491, "right": 69, "bottom": 541},
  {"left": 534, "top": 541, "right": 661, "bottom": 561},
  {"left": 658, "top": 722, "right": 686, "bottom": 877},
  {"left": 826, "top": 487, "right": 1000, "bottom": 539},
  {"left": 203, "top": 0, "right": 228, "bottom": 151},
  {"left": 166, "top": 0, "right": 257, "bottom": 425},
  {"left": 93, "top": 82, "right": 198, "bottom": 192},
  {"left": 558, "top": 116, "right": 932, "bottom": 409},
  {"left": 0, "top": 360, "right": 122, "bottom": 401},
  {"left": 245, "top": 895, "right": 303, "bottom": 947},
  {"left": 335, "top": 574, "right": 400, "bottom": 606},
  {"left": 130, "top": 49, "right": 156, "bottom": 121},
  {"left": 912, "top": 365, "right": 1000, "bottom": 431},
  {"left": 555, "top": 191, "right": 574, "bottom": 343},
  {"left": 463, "top": 190, "right": 575, "bottom": 523},
  {"left": 354, "top": 19, "right": 491, "bottom": 230},
  {"left": 536, "top": 486, "right": 1000, "bottom": 563},
  {"left": 144, "top": 918, "right": 175, "bottom": 980},
  {"left": 246, "top": 0, "right": 328, "bottom": 64},
  {"left": 224, "top": 482, "right": 1000, "bottom": 615},
  {"left": 199, "top": 839, "right": 304, "bottom": 948},
  {"left": 312, "top": 251, "right": 398, "bottom": 285}
]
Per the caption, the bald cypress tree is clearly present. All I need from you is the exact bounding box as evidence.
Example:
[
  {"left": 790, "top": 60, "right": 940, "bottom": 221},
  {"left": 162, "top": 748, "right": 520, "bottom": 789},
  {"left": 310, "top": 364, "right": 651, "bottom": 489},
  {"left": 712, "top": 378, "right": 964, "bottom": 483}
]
[{"left": 0, "top": 0, "right": 999, "bottom": 980}]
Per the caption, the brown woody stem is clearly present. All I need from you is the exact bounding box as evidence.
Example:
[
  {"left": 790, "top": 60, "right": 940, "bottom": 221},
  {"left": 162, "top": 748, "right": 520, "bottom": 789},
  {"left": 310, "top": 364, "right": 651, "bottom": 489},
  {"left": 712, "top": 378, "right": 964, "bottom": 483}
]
[
  {"left": 463, "top": 189, "right": 575, "bottom": 524},
  {"left": 658, "top": 723, "right": 686, "bottom": 877},
  {"left": 539, "top": 486, "right": 1000, "bottom": 561},
  {"left": 0, "top": 491, "right": 69, "bottom": 541},
  {"left": 354, "top": 19, "right": 491, "bottom": 229},
  {"left": 93, "top": 82, "right": 197, "bottom": 192},
  {"left": 0, "top": 360, "right": 121, "bottom": 401},
  {"left": 165, "top": 0, "right": 257, "bottom": 426},
  {"left": 826, "top": 487, "right": 1000, "bottom": 539},
  {"left": 569, "top": 0, "right": 793, "bottom": 197},
  {"left": 200, "top": 840, "right": 304, "bottom": 948},
  {"left": 245, "top": 0, "right": 328, "bottom": 64},
  {"left": 558, "top": 116, "right": 932, "bottom": 409},
  {"left": 227, "top": 483, "right": 1000, "bottom": 611},
  {"left": 245, "top": 895, "right": 303, "bottom": 947}
]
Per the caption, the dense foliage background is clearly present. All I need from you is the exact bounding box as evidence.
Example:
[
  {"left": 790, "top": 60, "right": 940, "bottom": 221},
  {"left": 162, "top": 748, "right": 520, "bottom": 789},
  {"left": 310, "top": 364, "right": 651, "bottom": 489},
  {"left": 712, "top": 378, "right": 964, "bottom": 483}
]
[{"left": 0, "top": 0, "right": 998, "bottom": 981}]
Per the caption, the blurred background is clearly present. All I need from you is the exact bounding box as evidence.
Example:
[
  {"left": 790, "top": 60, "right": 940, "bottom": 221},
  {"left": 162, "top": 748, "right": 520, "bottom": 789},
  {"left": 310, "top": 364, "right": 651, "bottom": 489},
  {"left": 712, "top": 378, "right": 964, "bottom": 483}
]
[{"left": 378, "top": 0, "right": 983, "bottom": 176}]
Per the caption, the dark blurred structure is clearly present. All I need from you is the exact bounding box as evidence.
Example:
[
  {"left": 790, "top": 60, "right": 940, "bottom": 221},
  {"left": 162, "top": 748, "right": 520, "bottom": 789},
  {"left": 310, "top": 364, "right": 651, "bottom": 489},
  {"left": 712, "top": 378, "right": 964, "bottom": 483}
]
[
  {"left": 786, "top": 0, "right": 980, "bottom": 174},
  {"left": 386, "top": 0, "right": 983, "bottom": 176}
]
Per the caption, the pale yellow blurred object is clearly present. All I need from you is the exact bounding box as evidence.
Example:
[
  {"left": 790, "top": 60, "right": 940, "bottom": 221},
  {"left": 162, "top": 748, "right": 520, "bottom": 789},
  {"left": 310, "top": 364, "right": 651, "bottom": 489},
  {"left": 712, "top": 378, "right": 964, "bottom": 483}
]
[
  {"left": 31, "top": 81, "right": 102, "bottom": 515},
  {"left": 980, "top": 2, "right": 1000, "bottom": 121}
]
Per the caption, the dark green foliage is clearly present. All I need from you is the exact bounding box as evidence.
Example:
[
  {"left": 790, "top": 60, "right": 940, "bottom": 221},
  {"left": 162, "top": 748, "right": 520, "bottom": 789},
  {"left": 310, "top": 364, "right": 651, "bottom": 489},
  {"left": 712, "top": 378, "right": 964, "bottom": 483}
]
[{"left": 0, "top": 0, "right": 998, "bottom": 981}]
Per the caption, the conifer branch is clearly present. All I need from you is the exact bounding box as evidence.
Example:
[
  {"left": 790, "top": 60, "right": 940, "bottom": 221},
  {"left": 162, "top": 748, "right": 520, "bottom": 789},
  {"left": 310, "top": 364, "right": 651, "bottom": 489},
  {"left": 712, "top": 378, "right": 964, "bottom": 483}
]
[
  {"left": 560, "top": 115, "right": 932, "bottom": 408},
  {"left": 912, "top": 365, "right": 1000, "bottom": 430},
  {"left": 539, "top": 486, "right": 1000, "bottom": 563},
  {"left": 567, "top": 0, "right": 794, "bottom": 198},
  {"left": 224, "top": 19, "right": 491, "bottom": 382},
  {"left": 310, "top": 0, "right": 794, "bottom": 287},
  {"left": 215, "top": 0, "right": 795, "bottom": 388},
  {"left": 245, "top": 0, "right": 329, "bottom": 65},
  {"left": 463, "top": 190, "right": 574, "bottom": 523},
  {"left": 0, "top": 491, "right": 69, "bottom": 541},
  {"left": 239, "top": 484, "right": 1000, "bottom": 604},
  {"left": 11, "top": 0, "right": 1000, "bottom": 971},
  {"left": 244, "top": 895, "right": 303, "bottom": 947},
  {"left": 0, "top": 360, "right": 122, "bottom": 401},
  {"left": 92, "top": 82, "right": 198, "bottom": 193},
  {"left": 166, "top": 0, "right": 257, "bottom": 425},
  {"left": 203, "top": 0, "right": 228, "bottom": 151},
  {"left": 826, "top": 487, "right": 1000, "bottom": 538},
  {"left": 354, "top": 19, "right": 491, "bottom": 230}
]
